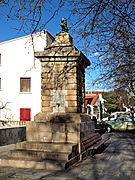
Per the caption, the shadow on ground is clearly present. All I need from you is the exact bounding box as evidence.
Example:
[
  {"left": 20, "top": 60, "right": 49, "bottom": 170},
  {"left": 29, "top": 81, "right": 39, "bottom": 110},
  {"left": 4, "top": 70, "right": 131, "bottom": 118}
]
[{"left": 40, "top": 132, "right": 135, "bottom": 180}]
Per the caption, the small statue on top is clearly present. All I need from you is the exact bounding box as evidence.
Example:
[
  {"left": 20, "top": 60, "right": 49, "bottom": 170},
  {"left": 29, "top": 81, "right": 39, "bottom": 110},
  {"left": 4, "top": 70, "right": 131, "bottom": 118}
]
[{"left": 60, "top": 18, "right": 68, "bottom": 32}]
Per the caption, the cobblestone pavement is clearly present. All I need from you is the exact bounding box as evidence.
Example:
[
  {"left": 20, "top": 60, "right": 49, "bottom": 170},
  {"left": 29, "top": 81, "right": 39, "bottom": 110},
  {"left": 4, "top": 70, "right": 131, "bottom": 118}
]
[{"left": 0, "top": 132, "right": 135, "bottom": 180}]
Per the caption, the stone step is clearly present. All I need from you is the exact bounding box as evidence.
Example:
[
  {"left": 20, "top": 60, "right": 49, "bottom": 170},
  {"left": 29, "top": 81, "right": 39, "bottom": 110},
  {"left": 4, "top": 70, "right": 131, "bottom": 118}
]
[
  {"left": 0, "top": 153, "right": 80, "bottom": 170},
  {"left": 15, "top": 141, "right": 78, "bottom": 153},
  {"left": 0, "top": 158, "right": 66, "bottom": 170},
  {"left": 8, "top": 149, "right": 71, "bottom": 161}
]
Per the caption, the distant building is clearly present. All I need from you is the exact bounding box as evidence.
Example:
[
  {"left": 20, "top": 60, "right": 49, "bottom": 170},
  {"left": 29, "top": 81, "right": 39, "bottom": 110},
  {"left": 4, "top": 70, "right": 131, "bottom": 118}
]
[
  {"left": 0, "top": 31, "right": 54, "bottom": 121},
  {"left": 85, "top": 90, "right": 106, "bottom": 121}
]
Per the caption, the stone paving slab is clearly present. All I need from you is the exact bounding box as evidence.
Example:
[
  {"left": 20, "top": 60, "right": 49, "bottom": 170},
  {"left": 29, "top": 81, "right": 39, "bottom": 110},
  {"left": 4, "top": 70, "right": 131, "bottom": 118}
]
[{"left": 0, "top": 132, "right": 135, "bottom": 180}]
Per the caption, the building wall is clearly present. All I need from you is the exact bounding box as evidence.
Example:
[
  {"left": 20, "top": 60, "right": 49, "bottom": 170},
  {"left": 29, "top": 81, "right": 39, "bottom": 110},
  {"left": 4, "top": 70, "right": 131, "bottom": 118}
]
[
  {"left": 85, "top": 91, "right": 106, "bottom": 121},
  {"left": 0, "top": 31, "right": 54, "bottom": 121}
]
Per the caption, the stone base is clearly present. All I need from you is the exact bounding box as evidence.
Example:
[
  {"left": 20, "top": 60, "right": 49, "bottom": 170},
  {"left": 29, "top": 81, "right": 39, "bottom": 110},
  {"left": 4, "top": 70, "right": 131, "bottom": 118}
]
[
  {"left": 0, "top": 141, "right": 80, "bottom": 170},
  {"left": 26, "top": 122, "right": 94, "bottom": 144},
  {"left": 31, "top": 113, "right": 94, "bottom": 143},
  {"left": 0, "top": 113, "right": 94, "bottom": 170}
]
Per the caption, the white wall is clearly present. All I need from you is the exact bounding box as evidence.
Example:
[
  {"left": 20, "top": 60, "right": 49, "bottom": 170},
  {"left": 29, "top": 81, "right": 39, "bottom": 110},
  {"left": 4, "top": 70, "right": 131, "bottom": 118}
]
[{"left": 0, "top": 31, "right": 54, "bottom": 120}]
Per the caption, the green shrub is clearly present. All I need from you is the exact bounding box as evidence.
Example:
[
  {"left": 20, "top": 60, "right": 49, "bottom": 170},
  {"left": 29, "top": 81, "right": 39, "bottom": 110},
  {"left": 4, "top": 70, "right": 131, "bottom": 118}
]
[{"left": 102, "top": 113, "right": 109, "bottom": 119}]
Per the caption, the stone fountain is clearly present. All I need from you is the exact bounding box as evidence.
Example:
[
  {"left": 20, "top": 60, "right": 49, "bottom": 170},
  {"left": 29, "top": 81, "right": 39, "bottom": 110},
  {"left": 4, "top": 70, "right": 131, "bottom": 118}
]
[{"left": 0, "top": 19, "right": 94, "bottom": 170}]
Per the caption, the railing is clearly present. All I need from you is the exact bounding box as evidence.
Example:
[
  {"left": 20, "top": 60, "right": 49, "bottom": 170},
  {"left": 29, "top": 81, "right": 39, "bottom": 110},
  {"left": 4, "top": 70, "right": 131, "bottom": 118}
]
[{"left": 0, "top": 120, "right": 26, "bottom": 128}]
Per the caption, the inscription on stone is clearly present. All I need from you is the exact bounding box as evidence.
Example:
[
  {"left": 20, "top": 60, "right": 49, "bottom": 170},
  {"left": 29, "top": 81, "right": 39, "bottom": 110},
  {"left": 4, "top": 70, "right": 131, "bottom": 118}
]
[{"left": 50, "top": 90, "right": 68, "bottom": 112}]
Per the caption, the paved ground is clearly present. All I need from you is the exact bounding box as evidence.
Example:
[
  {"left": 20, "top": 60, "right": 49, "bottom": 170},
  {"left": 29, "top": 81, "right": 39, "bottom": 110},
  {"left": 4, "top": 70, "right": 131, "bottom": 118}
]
[{"left": 0, "top": 132, "right": 135, "bottom": 180}]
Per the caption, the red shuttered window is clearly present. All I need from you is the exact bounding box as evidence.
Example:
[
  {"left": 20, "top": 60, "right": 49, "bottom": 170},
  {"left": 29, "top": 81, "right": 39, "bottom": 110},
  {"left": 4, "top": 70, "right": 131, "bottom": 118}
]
[{"left": 20, "top": 108, "right": 31, "bottom": 121}]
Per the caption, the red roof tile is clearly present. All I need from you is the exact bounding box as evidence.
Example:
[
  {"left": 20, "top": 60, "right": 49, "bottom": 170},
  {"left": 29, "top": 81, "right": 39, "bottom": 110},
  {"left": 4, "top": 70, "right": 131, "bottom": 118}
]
[{"left": 85, "top": 95, "right": 98, "bottom": 107}]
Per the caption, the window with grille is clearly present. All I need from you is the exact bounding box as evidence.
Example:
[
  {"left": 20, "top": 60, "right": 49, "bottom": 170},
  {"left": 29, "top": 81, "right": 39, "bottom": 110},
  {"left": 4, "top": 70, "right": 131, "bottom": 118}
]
[{"left": 20, "top": 78, "right": 31, "bottom": 92}]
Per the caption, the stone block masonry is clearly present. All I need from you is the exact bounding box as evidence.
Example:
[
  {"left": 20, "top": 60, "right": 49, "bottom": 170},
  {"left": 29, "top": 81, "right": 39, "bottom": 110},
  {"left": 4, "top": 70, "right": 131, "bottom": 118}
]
[
  {"left": 29, "top": 114, "right": 95, "bottom": 143},
  {"left": 35, "top": 32, "right": 90, "bottom": 114}
]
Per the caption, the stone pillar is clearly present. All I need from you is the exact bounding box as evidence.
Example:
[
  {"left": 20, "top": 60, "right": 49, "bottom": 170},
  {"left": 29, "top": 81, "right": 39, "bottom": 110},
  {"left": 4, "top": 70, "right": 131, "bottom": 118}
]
[
  {"left": 32, "top": 28, "right": 94, "bottom": 144},
  {"left": 35, "top": 32, "right": 90, "bottom": 114}
]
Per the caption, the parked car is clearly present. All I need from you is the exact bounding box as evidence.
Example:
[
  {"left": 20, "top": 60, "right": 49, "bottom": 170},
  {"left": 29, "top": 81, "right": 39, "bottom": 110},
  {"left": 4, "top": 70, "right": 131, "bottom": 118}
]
[
  {"left": 103, "top": 117, "right": 135, "bottom": 133},
  {"left": 102, "top": 112, "right": 130, "bottom": 121}
]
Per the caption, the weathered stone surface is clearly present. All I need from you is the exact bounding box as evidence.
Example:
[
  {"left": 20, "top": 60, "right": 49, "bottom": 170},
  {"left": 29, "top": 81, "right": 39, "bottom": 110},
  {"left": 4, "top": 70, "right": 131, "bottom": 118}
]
[
  {"left": 50, "top": 90, "right": 68, "bottom": 113},
  {"left": 35, "top": 31, "right": 90, "bottom": 113},
  {"left": 28, "top": 114, "right": 93, "bottom": 144},
  {"left": 0, "top": 158, "right": 66, "bottom": 170},
  {"left": 65, "top": 107, "right": 78, "bottom": 113},
  {"left": 34, "top": 112, "right": 82, "bottom": 122},
  {"left": 15, "top": 142, "right": 78, "bottom": 152},
  {"left": 41, "top": 96, "right": 51, "bottom": 101},
  {"left": 67, "top": 100, "right": 78, "bottom": 107},
  {"left": 0, "top": 117, "right": 93, "bottom": 170},
  {"left": 42, "top": 107, "right": 53, "bottom": 112},
  {"left": 8, "top": 149, "right": 70, "bottom": 161},
  {"left": 66, "top": 95, "right": 77, "bottom": 101},
  {"left": 42, "top": 101, "right": 50, "bottom": 107},
  {"left": 67, "top": 90, "right": 77, "bottom": 95}
]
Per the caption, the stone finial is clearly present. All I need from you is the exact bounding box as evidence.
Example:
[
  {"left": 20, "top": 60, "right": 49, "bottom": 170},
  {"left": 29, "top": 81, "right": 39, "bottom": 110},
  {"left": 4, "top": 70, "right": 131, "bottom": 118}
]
[{"left": 60, "top": 18, "right": 68, "bottom": 32}]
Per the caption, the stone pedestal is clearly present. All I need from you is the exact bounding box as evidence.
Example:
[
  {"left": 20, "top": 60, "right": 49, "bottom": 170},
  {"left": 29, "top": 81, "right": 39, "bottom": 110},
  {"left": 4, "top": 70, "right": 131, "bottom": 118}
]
[{"left": 29, "top": 113, "right": 94, "bottom": 143}]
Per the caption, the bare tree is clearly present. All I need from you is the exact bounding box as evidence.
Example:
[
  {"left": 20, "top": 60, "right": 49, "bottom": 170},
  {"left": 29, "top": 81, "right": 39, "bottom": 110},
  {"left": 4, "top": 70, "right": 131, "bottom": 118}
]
[
  {"left": 66, "top": 0, "right": 135, "bottom": 104},
  {"left": 0, "top": 100, "right": 14, "bottom": 120},
  {"left": 0, "top": 100, "right": 10, "bottom": 110},
  {"left": 0, "top": 0, "right": 64, "bottom": 34},
  {"left": 0, "top": 0, "right": 135, "bottom": 106}
]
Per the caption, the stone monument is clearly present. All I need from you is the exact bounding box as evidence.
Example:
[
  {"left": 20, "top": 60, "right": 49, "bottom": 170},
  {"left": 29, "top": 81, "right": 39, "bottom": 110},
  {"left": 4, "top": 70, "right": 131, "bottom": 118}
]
[{"left": 0, "top": 19, "right": 94, "bottom": 170}]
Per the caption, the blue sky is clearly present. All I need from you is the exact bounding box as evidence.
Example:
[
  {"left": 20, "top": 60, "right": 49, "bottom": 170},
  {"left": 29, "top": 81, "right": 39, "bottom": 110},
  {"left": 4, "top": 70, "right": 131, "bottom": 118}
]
[
  {"left": 0, "top": 12, "right": 61, "bottom": 42},
  {"left": 0, "top": 4, "right": 105, "bottom": 91},
  {"left": 0, "top": 0, "right": 70, "bottom": 42}
]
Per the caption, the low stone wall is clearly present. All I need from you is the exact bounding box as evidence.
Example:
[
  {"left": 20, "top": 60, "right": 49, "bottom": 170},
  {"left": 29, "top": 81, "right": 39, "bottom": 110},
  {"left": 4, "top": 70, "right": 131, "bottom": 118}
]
[{"left": 0, "top": 127, "right": 26, "bottom": 146}]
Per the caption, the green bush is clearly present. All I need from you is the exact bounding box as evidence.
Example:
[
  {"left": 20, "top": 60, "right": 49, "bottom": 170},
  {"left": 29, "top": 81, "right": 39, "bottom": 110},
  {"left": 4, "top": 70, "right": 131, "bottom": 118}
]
[{"left": 102, "top": 113, "right": 109, "bottom": 119}]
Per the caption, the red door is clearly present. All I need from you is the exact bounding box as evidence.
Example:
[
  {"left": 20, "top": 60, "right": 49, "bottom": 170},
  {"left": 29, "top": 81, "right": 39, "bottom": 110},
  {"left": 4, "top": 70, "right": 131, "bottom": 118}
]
[{"left": 20, "top": 108, "right": 31, "bottom": 121}]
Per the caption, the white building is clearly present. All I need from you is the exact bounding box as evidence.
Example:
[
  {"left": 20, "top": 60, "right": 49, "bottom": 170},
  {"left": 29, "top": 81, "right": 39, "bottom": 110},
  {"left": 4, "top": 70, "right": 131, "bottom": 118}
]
[
  {"left": 0, "top": 31, "right": 54, "bottom": 121},
  {"left": 85, "top": 90, "right": 107, "bottom": 121}
]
